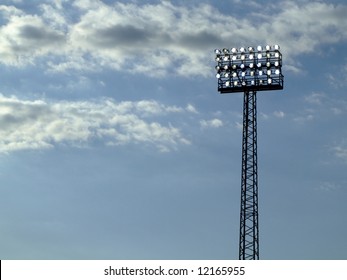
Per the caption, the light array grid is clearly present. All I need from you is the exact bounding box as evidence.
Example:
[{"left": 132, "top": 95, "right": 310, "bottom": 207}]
[{"left": 215, "top": 45, "right": 284, "bottom": 93}]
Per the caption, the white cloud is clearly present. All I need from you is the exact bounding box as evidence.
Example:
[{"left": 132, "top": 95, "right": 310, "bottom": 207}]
[
  {"left": 40, "top": 3, "right": 68, "bottom": 28},
  {"left": 332, "top": 145, "right": 347, "bottom": 162},
  {"left": 0, "top": 95, "right": 191, "bottom": 153},
  {"left": 293, "top": 114, "right": 314, "bottom": 123},
  {"left": 273, "top": 111, "right": 285, "bottom": 118},
  {"left": 283, "top": 64, "right": 302, "bottom": 74},
  {"left": 186, "top": 104, "right": 198, "bottom": 114},
  {"left": 0, "top": 4, "right": 23, "bottom": 17},
  {"left": 0, "top": 1, "right": 346, "bottom": 75},
  {"left": 0, "top": 7, "right": 66, "bottom": 66},
  {"left": 301, "top": 91, "right": 347, "bottom": 119},
  {"left": 327, "top": 63, "right": 347, "bottom": 88},
  {"left": 134, "top": 100, "right": 169, "bottom": 116},
  {"left": 318, "top": 181, "right": 342, "bottom": 192},
  {"left": 200, "top": 118, "right": 223, "bottom": 129},
  {"left": 235, "top": 121, "right": 243, "bottom": 130},
  {"left": 305, "top": 92, "right": 326, "bottom": 105},
  {"left": 260, "top": 112, "right": 269, "bottom": 120}
]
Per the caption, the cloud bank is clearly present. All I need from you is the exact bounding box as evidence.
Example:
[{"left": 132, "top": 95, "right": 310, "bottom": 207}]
[
  {"left": 0, "top": 0, "right": 346, "bottom": 75},
  {"left": 0, "top": 95, "right": 191, "bottom": 153}
]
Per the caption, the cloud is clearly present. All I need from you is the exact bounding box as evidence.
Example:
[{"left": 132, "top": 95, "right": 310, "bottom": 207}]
[
  {"left": 235, "top": 121, "right": 243, "bottom": 130},
  {"left": 0, "top": 1, "right": 346, "bottom": 75},
  {"left": 0, "top": 4, "right": 23, "bottom": 17},
  {"left": 305, "top": 92, "right": 326, "bottom": 105},
  {"left": 186, "top": 104, "right": 198, "bottom": 114},
  {"left": 133, "top": 100, "right": 183, "bottom": 116},
  {"left": 327, "top": 63, "right": 347, "bottom": 88},
  {"left": 301, "top": 91, "right": 347, "bottom": 119},
  {"left": 0, "top": 95, "right": 191, "bottom": 153},
  {"left": 200, "top": 118, "right": 223, "bottom": 129},
  {"left": 293, "top": 113, "right": 314, "bottom": 123},
  {"left": 273, "top": 111, "right": 285, "bottom": 118},
  {"left": 332, "top": 145, "right": 347, "bottom": 162},
  {"left": 317, "top": 181, "right": 342, "bottom": 192},
  {"left": 0, "top": 8, "right": 65, "bottom": 65},
  {"left": 260, "top": 113, "right": 269, "bottom": 120}
]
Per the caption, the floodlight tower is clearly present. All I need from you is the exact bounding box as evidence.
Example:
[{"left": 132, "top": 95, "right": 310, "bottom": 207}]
[{"left": 214, "top": 45, "right": 283, "bottom": 260}]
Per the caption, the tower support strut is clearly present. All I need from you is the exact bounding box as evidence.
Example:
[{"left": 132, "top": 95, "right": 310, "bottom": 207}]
[{"left": 239, "top": 90, "right": 259, "bottom": 260}]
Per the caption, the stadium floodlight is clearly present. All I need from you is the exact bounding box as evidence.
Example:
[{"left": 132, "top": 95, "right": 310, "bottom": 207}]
[
  {"left": 214, "top": 45, "right": 283, "bottom": 94},
  {"left": 213, "top": 44, "right": 284, "bottom": 260}
]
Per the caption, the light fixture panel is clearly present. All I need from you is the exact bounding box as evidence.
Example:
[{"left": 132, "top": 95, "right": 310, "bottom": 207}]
[{"left": 214, "top": 44, "right": 284, "bottom": 94}]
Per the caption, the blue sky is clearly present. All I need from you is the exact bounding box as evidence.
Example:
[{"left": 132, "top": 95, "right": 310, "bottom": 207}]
[{"left": 0, "top": 0, "right": 346, "bottom": 260}]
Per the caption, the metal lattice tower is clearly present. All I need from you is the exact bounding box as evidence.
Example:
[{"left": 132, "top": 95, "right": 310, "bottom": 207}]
[
  {"left": 239, "top": 91, "right": 259, "bottom": 260},
  {"left": 214, "top": 45, "right": 283, "bottom": 260}
]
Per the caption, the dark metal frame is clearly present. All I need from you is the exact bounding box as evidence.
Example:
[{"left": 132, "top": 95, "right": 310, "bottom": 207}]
[{"left": 239, "top": 91, "right": 259, "bottom": 260}]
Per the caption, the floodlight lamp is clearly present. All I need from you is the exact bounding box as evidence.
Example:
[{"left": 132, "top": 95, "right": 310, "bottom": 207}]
[{"left": 214, "top": 43, "right": 283, "bottom": 93}]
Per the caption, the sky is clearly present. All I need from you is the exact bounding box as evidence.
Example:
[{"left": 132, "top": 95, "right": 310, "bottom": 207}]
[{"left": 0, "top": 0, "right": 346, "bottom": 260}]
